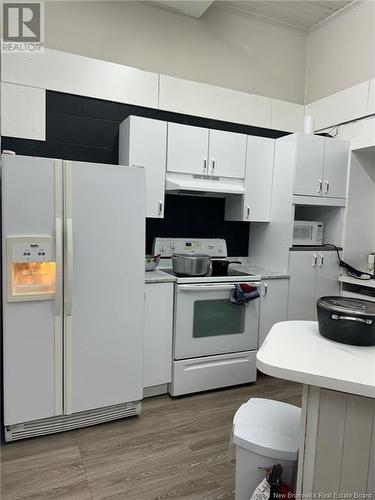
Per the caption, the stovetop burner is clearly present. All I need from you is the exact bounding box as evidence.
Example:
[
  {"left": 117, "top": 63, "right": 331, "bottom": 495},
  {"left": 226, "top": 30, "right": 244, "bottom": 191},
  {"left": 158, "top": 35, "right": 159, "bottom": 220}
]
[{"left": 161, "top": 268, "right": 261, "bottom": 284}]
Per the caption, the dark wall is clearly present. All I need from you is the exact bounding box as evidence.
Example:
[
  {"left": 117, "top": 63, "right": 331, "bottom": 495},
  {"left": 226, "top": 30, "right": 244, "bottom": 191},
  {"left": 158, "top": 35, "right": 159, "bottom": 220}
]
[
  {"left": 146, "top": 195, "right": 250, "bottom": 256},
  {"left": 2, "top": 90, "right": 289, "bottom": 256}
]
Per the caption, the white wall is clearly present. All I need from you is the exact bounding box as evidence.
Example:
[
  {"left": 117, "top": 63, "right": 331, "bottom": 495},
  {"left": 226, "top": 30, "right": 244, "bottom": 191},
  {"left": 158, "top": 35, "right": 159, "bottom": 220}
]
[
  {"left": 305, "top": 1, "right": 375, "bottom": 103},
  {"left": 343, "top": 149, "right": 375, "bottom": 269},
  {"left": 44, "top": 1, "right": 307, "bottom": 104}
]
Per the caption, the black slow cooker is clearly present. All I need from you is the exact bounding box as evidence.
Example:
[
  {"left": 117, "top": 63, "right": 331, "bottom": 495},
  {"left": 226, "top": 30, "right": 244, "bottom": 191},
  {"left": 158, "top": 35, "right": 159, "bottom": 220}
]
[{"left": 317, "top": 296, "right": 375, "bottom": 346}]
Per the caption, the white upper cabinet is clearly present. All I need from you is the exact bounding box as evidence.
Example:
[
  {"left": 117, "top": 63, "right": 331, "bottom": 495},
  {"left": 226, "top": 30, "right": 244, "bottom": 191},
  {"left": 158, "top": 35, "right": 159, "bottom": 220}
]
[
  {"left": 322, "top": 138, "right": 350, "bottom": 199},
  {"left": 119, "top": 116, "right": 167, "bottom": 218},
  {"left": 225, "top": 135, "right": 274, "bottom": 222},
  {"left": 294, "top": 134, "right": 325, "bottom": 197},
  {"left": 167, "top": 123, "right": 246, "bottom": 179},
  {"left": 245, "top": 136, "right": 275, "bottom": 221},
  {"left": 167, "top": 123, "right": 209, "bottom": 175},
  {"left": 293, "top": 134, "right": 349, "bottom": 199},
  {"left": 208, "top": 129, "right": 247, "bottom": 178}
]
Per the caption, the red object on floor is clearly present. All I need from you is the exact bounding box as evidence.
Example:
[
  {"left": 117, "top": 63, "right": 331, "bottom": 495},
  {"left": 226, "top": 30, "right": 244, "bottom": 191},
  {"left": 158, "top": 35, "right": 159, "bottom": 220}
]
[{"left": 278, "top": 482, "right": 294, "bottom": 499}]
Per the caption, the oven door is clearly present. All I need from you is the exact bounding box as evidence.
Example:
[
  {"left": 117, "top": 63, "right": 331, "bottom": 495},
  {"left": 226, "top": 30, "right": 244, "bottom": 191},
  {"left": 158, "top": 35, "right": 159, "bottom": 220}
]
[{"left": 174, "top": 282, "right": 260, "bottom": 360}]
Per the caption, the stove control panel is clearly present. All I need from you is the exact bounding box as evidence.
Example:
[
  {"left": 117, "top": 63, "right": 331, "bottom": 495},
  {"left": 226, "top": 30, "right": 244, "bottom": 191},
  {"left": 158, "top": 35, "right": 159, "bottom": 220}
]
[{"left": 153, "top": 238, "right": 227, "bottom": 258}]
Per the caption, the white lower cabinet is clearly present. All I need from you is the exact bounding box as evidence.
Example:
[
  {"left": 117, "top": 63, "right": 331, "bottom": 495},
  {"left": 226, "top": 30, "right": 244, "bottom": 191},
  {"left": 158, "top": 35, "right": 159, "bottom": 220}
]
[
  {"left": 143, "top": 282, "right": 174, "bottom": 389},
  {"left": 258, "top": 279, "right": 289, "bottom": 348},
  {"left": 288, "top": 251, "right": 339, "bottom": 321}
]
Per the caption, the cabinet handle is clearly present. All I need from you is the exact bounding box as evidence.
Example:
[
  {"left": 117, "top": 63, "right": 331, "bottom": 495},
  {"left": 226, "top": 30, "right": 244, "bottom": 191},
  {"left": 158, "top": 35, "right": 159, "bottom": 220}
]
[
  {"left": 324, "top": 180, "right": 329, "bottom": 194},
  {"left": 318, "top": 254, "right": 324, "bottom": 267},
  {"left": 211, "top": 159, "right": 215, "bottom": 174},
  {"left": 203, "top": 157, "right": 207, "bottom": 173},
  {"left": 246, "top": 206, "right": 250, "bottom": 218},
  {"left": 312, "top": 254, "right": 317, "bottom": 267},
  {"left": 317, "top": 179, "right": 322, "bottom": 193},
  {"left": 158, "top": 200, "right": 163, "bottom": 215}
]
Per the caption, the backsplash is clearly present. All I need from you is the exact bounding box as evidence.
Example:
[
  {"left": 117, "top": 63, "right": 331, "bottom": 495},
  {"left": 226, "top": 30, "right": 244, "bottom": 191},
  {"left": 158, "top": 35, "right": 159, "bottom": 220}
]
[
  {"left": 2, "top": 90, "right": 288, "bottom": 256},
  {"left": 146, "top": 195, "right": 250, "bottom": 256}
]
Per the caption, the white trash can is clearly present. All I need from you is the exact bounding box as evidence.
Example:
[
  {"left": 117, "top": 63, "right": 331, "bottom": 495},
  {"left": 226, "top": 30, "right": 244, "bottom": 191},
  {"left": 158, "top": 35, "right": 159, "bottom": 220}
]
[{"left": 233, "top": 398, "right": 301, "bottom": 500}]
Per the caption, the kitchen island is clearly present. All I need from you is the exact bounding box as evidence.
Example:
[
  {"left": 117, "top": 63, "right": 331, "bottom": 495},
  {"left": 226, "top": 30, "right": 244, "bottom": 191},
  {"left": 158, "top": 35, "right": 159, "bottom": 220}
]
[{"left": 257, "top": 321, "right": 375, "bottom": 495}]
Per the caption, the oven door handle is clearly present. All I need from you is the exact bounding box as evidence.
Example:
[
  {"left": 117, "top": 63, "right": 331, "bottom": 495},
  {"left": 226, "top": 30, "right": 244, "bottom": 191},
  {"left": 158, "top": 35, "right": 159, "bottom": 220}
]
[{"left": 178, "top": 283, "right": 261, "bottom": 292}]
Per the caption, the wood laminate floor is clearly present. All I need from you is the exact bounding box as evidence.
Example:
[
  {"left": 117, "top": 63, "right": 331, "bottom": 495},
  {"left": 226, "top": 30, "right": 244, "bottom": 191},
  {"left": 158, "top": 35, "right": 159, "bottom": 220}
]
[{"left": 1, "top": 375, "right": 302, "bottom": 500}]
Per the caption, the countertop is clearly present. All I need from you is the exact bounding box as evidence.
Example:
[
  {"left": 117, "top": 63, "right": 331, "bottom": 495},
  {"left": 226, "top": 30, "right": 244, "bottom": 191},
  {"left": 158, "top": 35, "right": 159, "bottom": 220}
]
[
  {"left": 145, "top": 258, "right": 289, "bottom": 282},
  {"left": 228, "top": 258, "right": 290, "bottom": 280},
  {"left": 339, "top": 274, "right": 375, "bottom": 290},
  {"left": 256, "top": 321, "right": 375, "bottom": 398},
  {"left": 145, "top": 270, "right": 176, "bottom": 284}
]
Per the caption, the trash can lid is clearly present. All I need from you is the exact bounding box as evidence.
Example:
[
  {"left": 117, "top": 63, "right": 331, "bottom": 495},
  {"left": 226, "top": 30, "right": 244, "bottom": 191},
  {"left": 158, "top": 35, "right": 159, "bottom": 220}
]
[{"left": 233, "top": 398, "right": 301, "bottom": 461}]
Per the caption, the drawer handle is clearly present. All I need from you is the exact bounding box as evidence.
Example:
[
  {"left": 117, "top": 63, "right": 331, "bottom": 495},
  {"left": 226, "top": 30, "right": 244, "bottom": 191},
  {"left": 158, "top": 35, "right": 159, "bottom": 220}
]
[
  {"left": 317, "top": 179, "right": 322, "bottom": 193},
  {"left": 331, "top": 314, "right": 372, "bottom": 325}
]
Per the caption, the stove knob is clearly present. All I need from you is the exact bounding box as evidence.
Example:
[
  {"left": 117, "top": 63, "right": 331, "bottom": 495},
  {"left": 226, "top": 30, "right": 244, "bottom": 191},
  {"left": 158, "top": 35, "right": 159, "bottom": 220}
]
[
  {"left": 160, "top": 245, "right": 165, "bottom": 252},
  {"left": 218, "top": 247, "right": 223, "bottom": 253},
  {"left": 170, "top": 242, "right": 176, "bottom": 250},
  {"left": 208, "top": 243, "right": 214, "bottom": 250}
]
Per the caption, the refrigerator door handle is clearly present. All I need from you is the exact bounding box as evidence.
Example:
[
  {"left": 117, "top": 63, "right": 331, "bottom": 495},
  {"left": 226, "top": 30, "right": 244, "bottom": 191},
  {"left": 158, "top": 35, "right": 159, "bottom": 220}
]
[
  {"left": 54, "top": 160, "right": 63, "bottom": 415},
  {"left": 65, "top": 217, "right": 74, "bottom": 317},
  {"left": 55, "top": 217, "right": 63, "bottom": 316},
  {"left": 64, "top": 160, "right": 73, "bottom": 415}
]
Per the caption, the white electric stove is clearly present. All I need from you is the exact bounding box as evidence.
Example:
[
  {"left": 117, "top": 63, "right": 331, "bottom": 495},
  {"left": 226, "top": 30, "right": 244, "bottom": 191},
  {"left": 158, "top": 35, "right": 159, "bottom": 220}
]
[{"left": 152, "top": 238, "right": 262, "bottom": 396}]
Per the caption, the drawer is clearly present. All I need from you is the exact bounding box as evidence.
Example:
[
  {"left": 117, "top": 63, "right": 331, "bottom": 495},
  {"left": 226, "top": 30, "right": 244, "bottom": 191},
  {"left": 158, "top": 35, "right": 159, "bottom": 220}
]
[{"left": 170, "top": 350, "right": 257, "bottom": 396}]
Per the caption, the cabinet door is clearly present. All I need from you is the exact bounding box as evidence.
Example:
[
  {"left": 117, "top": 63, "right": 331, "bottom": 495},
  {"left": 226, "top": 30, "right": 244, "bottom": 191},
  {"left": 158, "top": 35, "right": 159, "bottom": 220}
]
[
  {"left": 294, "top": 134, "right": 325, "bottom": 197},
  {"left": 144, "top": 282, "right": 174, "bottom": 388},
  {"left": 245, "top": 136, "right": 275, "bottom": 221},
  {"left": 288, "top": 251, "right": 317, "bottom": 321},
  {"left": 167, "top": 123, "right": 209, "bottom": 175},
  {"left": 259, "top": 279, "right": 289, "bottom": 348},
  {"left": 322, "top": 138, "right": 350, "bottom": 199},
  {"left": 208, "top": 129, "right": 247, "bottom": 179},
  {"left": 119, "top": 116, "right": 167, "bottom": 218},
  {"left": 314, "top": 251, "right": 340, "bottom": 319}
]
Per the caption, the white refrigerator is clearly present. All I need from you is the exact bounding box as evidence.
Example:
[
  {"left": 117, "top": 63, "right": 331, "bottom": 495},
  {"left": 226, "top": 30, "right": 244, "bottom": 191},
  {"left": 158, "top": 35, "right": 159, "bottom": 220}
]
[{"left": 2, "top": 154, "right": 145, "bottom": 441}]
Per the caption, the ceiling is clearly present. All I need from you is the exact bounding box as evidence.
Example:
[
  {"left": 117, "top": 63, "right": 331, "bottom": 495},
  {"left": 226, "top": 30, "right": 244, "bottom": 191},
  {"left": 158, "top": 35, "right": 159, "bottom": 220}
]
[
  {"left": 150, "top": 0, "right": 355, "bottom": 31},
  {"left": 217, "top": 1, "right": 354, "bottom": 31}
]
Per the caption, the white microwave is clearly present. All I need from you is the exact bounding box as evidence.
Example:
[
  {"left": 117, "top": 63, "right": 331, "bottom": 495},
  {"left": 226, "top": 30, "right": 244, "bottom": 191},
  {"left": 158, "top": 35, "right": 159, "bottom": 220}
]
[{"left": 293, "top": 220, "right": 323, "bottom": 246}]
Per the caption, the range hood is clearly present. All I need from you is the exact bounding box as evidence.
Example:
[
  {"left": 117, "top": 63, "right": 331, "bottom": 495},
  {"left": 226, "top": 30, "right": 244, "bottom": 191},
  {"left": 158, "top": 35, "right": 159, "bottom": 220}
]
[{"left": 165, "top": 173, "right": 245, "bottom": 196}]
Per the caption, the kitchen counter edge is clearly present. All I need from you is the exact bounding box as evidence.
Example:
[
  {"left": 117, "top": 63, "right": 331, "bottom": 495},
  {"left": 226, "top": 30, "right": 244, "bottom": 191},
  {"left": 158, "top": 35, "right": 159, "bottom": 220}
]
[
  {"left": 256, "top": 320, "right": 375, "bottom": 399},
  {"left": 145, "top": 270, "right": 177, "bottom": 284}
]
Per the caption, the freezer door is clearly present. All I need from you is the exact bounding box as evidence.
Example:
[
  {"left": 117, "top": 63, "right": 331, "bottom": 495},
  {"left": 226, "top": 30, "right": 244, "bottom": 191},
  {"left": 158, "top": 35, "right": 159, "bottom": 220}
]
[
  {"left": 2, "top": 155, "right": 63, "bottom": 425},
  {"left": 64, "top": 161, "right": 145, "bottom": 414}
]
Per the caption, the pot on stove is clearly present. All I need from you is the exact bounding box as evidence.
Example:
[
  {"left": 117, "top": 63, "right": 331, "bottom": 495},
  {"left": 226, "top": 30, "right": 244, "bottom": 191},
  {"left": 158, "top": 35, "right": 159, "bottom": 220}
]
[
  {"left": 172, "top": 253, "right": 211, "bottom": 277},
  {"left": 211, "top": 259, "right": 241, "bottom": 276}
]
